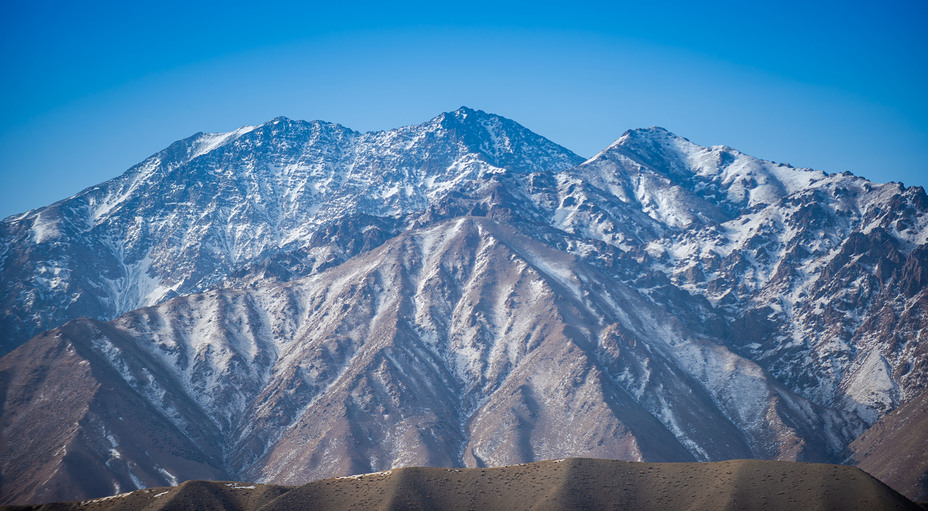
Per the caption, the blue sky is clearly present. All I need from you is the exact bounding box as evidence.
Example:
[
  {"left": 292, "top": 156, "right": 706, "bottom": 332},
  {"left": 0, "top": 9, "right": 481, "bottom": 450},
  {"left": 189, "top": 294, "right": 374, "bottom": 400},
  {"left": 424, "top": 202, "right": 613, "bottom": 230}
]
[{"left": 2, "top": 0, "right": 926, "bottom": 219}]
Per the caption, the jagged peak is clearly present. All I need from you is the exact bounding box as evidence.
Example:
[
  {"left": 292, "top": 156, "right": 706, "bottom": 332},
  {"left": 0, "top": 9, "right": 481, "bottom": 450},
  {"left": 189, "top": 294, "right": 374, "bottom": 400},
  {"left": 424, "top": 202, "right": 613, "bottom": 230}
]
[
  {"left": 427, "top": 106, "right": 501, "bottom": 130},
  {"left": 409, "top": 107, "right": 584, "bottom": 171},
  {"left": 589, "top": 125, "right": 801, "bottom": 178},
  {"left": 627, "top": 125, "right": 676, "bottom": 137},
  {"left": 442, "top": 105, "right": 487, "bottom": 119},
  {"left": 450, "top": 105, "right": 481, "bottom": 118},
  {"left": 584, "top": 126, "right": 686, "bottom": 164},
  {"left": 255, "top": 116, "right": 354, "bottom": 132},
  {"left": 617, "top": 126, "right": 694, "bottom": 150}
]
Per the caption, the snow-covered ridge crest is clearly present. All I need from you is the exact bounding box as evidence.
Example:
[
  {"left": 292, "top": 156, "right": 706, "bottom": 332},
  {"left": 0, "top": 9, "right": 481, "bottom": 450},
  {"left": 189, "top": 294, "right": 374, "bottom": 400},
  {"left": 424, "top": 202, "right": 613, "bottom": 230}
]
[
  {"left": 2, "top": 108, "right": 927, "bottom": 504},
  {"left": 573, "top": 126, "right": 834, "bottom": 228},
  {"left": 190, "top": 125, "right": 258, "bottom": 159},
  {"left": 0, "top": 107, "right": 584, "bottom": 355}
]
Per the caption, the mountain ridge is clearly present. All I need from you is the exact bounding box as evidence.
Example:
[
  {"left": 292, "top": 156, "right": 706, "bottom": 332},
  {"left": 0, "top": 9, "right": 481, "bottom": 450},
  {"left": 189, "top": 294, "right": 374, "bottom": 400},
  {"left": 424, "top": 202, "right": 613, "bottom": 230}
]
[
  {"left": 1, "top": 108, "right": 926, "bottom": 504},
  {"left": 6, "top": 459, "right": 921, "bottom": 511},
  {"left": 0, "top": 108, "right": 583, "bottom": 355}
]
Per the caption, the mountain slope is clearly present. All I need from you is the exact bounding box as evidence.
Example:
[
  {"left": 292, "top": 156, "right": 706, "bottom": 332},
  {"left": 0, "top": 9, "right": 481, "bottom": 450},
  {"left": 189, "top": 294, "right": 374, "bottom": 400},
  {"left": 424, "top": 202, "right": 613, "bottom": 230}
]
[
  {"left": 536, "top": 127, "right": 928, "bottom": 417},
  {"left": 0, "top": 108, "right": 583, "bottom": 355},
  {"left": 11, "top": 459, "right": 922, "bottom": 511},
  {"left": 849, "top": 388, "right": 928, "bottom": 502},
  {"left": 1, "top": 110, "right": 926, "bottom": 504},
  {"left": 0, "top": 320, "right": 228, "bottom": 505},
  {"left": 1, "top": 217, "right": 867, "bottom": 503}
]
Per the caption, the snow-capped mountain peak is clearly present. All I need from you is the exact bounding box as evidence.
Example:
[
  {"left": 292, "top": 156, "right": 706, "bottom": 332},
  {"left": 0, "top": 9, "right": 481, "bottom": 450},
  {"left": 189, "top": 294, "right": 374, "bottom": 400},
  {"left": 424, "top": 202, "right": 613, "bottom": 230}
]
[
  {"left": 573, "top": 126, "right": 834, "bottom": 229},
  {"left": 1, "top": 109, "right": 926, "bottom": 505},
  {"left": 0, "top": 108, "right": 583, "bottom": 355}
]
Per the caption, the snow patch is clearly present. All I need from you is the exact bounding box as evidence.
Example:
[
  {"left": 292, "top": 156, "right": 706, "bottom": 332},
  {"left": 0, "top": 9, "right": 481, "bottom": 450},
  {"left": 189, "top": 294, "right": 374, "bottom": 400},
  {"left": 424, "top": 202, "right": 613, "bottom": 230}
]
[
  {"left": 191, "top": 125, "right": 257, "bottom": 159},
  {"left": 157, "top": 466, "right": 179, "bottom": 486},
  {"left": 127, "top": 468, "right": 145, "bottom": 490},
  {"left": 225, "top": 483, "right": 257, "bottom": 489},
  {"left": 335, "top": 469, "right": 393, "bottom": 480},
  {"left": 31, "top": 211, "right": 61, "bottom": 243},
  {"left": 81, "top": 491, "right": 133, "bottom": 505},
  {"left": 842, "top": 351, "right": 897, "bottom": 424}
]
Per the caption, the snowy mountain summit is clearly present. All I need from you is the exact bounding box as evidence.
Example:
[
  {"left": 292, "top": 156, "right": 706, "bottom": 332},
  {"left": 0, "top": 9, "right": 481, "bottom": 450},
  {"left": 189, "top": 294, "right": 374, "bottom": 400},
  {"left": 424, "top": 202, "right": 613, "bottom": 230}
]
[
  {"left": 1, "top": 108, "right": 926, "bottom": 505},
  {"left": 0, "top": 107, "right": 582, "bottom": 354}
]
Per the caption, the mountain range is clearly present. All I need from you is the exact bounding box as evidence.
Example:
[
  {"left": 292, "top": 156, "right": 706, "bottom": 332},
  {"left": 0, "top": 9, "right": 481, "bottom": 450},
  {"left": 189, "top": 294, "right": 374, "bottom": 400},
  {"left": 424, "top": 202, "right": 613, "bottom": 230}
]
[
  {"left": 1, "top": 107, "right": 925, "bottom": 505},
  {"left": 8, "top": 459, "right": 922, "bottom": 511}
]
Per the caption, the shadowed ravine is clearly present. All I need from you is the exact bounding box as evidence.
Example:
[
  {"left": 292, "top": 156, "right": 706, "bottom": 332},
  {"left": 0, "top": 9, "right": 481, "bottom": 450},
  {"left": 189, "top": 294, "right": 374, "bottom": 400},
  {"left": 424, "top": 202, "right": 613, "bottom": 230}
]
[{"left": 5, "top": 458, "right": 922, "bottom": 511}]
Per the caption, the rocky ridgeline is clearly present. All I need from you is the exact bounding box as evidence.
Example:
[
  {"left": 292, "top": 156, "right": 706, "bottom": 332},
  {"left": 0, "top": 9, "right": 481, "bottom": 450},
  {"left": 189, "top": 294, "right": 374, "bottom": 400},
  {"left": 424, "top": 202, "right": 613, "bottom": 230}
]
[{"left": 1, "top": 108, "right": 925, "bottom": 505}]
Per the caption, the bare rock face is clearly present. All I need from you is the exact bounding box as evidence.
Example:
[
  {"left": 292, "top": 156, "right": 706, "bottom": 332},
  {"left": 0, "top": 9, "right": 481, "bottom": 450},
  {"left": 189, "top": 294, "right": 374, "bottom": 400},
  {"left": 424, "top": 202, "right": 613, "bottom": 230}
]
[{"left": 1, "top": 109, "right": 926, "bottom": 504}]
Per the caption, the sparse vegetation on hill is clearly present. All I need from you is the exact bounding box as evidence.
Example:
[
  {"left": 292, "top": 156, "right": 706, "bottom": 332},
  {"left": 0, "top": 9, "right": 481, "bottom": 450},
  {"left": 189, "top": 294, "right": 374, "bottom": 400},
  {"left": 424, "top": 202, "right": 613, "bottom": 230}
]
[{"left": 5, "top": 459, "right": 921, "bottom": 511}]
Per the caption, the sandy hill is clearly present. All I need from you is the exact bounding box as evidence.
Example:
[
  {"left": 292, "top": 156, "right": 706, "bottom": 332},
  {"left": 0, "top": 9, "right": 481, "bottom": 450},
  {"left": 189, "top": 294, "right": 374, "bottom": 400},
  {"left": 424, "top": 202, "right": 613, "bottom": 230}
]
[{"left": 5, "top": 458, "right": 921, "bottom": 511}]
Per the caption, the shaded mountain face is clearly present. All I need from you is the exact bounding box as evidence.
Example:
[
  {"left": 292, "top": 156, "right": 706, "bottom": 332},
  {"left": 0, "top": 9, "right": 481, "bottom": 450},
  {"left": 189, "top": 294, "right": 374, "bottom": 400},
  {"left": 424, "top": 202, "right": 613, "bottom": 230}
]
[
  {"left": 1, "top": 108, "right": 926, "bottom": 504},
  {"left": 0, "top": 321, "right": 229, "bottom": 506}
]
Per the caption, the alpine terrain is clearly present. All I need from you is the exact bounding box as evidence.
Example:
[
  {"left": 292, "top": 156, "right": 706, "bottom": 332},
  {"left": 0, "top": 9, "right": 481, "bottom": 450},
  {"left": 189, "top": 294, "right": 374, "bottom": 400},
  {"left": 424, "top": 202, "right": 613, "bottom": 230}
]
[
  {"left": 9, "top": 459, "right": 922, "bottom": 511},
  {"left": 1, "top": 107, "right": 926, "bottom": 505}
]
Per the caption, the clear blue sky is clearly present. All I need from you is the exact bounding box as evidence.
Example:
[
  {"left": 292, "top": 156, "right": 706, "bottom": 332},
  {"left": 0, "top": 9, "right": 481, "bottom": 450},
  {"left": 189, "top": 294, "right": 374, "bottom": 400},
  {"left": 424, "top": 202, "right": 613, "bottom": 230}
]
[{"left": 2, "top": 0, "right": 926, "bottom": 219}]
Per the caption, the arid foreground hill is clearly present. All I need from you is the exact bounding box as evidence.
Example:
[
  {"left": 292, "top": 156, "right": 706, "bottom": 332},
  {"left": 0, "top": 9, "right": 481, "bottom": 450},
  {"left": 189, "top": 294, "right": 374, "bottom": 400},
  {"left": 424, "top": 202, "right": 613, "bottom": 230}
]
[{"left": 5, "top": 459, "right": 922, "bottom": 511}]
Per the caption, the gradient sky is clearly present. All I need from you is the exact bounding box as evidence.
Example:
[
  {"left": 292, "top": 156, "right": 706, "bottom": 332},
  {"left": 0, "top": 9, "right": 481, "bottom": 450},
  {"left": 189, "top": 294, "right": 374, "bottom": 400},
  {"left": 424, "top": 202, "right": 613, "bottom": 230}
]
[{"left": 2, "top": 0, "right": 926, "bottom": 219}]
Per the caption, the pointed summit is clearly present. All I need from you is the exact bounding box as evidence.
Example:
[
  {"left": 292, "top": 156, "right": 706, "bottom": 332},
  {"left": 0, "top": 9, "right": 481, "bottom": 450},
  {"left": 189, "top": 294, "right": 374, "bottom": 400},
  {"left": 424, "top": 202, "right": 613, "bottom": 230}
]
[
  {"left": 612, "top": 126, "right": 691, "bottom": 156},
  {"left": 624, "top": 125, "right": 677, "bottom": 138},
  {"left": 450, "top": 105, "right": 481, "bottom": 118},
  {"left": 0, "top": 108, "right": 581, "bottom": 354},
  {"left": 423, "top": 107, "right": 583, "bottom": 174}
]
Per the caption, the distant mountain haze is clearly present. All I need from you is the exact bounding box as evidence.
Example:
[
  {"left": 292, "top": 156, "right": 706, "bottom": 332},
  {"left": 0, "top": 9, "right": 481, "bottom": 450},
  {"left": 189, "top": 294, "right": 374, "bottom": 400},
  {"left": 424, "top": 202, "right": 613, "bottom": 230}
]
[{"left": 1, "top": 108, "right": 925, "bottom": 505}]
